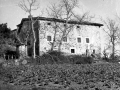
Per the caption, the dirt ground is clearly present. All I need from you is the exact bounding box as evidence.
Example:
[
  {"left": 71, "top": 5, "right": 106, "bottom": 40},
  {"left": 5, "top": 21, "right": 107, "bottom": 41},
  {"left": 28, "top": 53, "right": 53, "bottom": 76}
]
[{"left": 0, "top": 80, "right": 120, "bottom": 90}]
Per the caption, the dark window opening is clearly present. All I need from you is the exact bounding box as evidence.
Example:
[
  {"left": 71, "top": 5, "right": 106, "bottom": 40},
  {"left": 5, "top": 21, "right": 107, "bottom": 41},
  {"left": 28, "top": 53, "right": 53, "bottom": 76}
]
[
  {"left": 27, "top": 40, "right": 31, "bottom": 46},
  {"left": 47, "top": 22, "right": 51, "bottom": 25},
  {"left": 64, "top": 24, "right": 66, "bottom": 27},
  {"left": 47, "top": 36, "right": 51, "bottom": 41},
  {"left": 86, "top": 38, "right": 89, "bottom": 43},
  {"left": 93, "top": 49, "right": 95, "bottom": 54},
  {"left": 71, "top": 49, "right": 75, "bottom": 53},
  {"left": 63, "top": 37, "right": 67, "bottom": 42},
  {"left": 77, "top": 26, "right": 80, "bottom": 28},
  {"left": 28, "top": 47, "right": 33, "bottom": 56},
  {"left": 77, "top": 37, "right": 81, "bottom": 43}
]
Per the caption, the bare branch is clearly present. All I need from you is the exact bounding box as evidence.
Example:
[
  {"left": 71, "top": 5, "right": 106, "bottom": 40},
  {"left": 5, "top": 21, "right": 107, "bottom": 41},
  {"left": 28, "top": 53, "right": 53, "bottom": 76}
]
[
  {"left": 65, "top": 24, "right": 74, "bottom": 36},
  {"left": 18, "top": 0, "right": 29, "bottom": 12},
  {"left": 47, "top": 3, "right": 63, "bottom": 19},
  {"left": 27, "top": 0, "right": 31, "bottom": 4},
  {"left": 101, "top": 18, "right": 120, "bottom": 58}
]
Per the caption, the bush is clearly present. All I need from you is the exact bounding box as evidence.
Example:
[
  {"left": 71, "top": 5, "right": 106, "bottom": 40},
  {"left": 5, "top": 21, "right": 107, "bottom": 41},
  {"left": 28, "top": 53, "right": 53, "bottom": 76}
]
[
  {"left": 102, "top": 54, "right": 120, "bottom": 63},
  {"left": 83, "top": 56, "right": 93, "bottom": 64},
  {"left": 29, "top": 51, "right": 94, "bottom": 64},
  {"left": 47, "top": 51, "right": 70, "bottom": 63},
  {"left": 35, "top": 51, "right": 70, "bottom": 64},
  {"left": 69, "top": 55, "right": 93, "bottom": 64}
]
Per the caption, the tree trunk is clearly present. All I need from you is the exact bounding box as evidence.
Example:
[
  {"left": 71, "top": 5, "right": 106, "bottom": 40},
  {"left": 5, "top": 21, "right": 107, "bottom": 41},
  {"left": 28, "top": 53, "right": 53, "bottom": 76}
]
[
  {"left": 58, "top": 30, "right": 65, "bottom": 52},
  {"left": 51, "top": 35, "right": 55, "bottom": 51},
  {"left": 58, "top": 19, "right": 68, "bottom": 52},
  {"left": 30, "top": 15, "right": 36, "bottom": 59},
  {"left": 51, "top": 25, "right": 57, "bottom": 51},
  {"left": 112, "top": 30, "right": 115, "bottom": 60},
  {"left": 58, "top": 39, "right": 62, "bottom": 52},
  {"left": 16, "top": 45, "right": 20, "bottom": 59},
  {"left": 112, "top": 38, "right": 115, "bottom": 60}
]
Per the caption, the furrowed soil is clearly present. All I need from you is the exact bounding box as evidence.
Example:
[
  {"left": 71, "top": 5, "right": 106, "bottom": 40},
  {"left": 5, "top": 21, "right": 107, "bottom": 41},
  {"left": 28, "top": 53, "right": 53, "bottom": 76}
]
[{"left": 0, "top": 63, "right": 120, "bottom": 90}]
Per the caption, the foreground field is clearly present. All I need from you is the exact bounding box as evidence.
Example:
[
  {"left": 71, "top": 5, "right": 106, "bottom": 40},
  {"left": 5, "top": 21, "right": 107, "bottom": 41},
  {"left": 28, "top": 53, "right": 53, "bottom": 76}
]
[{"left": 0, "top": 63, "right": 120, "bottom": 90}]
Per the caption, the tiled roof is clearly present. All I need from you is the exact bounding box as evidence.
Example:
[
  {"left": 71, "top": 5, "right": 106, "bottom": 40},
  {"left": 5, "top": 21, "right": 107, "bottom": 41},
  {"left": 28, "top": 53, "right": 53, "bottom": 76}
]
[{"left": 17, "top": 16, "right": 103, "bottom": 32}]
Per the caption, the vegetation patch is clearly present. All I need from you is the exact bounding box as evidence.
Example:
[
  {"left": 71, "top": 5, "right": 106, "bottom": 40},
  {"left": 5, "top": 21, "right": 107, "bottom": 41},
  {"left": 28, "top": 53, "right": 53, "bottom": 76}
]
[{"left": 0, "top": 63, "right": 120, "bottom": 90}]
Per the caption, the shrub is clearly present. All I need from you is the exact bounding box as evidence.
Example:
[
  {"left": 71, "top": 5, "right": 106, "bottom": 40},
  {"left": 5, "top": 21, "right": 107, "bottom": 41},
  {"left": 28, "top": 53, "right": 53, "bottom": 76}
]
[
  {"left": 35, "top": 51, "right": 70, "bottom": 64},
  {"left": 31, "top": 51, "right": 94, "bottom": 64},
  {"left": 102, "top": 54, "right": 120, "bottom": 63},
  {"left": 83, "top": 56, "right": 93, "bottom": 64},
  {"left": 69, "top": 55, "right": 93, "bottom": 64},
  {"left": 47, "top": 51, "right": 70, "bottom": 63}
]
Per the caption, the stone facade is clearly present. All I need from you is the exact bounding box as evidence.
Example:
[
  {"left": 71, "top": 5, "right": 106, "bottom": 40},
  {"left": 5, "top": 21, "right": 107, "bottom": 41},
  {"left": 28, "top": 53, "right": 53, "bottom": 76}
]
[
  {"left": 17, "top": 17, "right": 103, "bottom": 56},
  {"left": 38, "top": 20, "right": 102, "bottom": 55}
]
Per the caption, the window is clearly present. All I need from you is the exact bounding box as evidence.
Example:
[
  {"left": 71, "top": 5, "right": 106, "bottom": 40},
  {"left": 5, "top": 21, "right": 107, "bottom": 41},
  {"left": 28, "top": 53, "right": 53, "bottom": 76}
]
[
  {"left": 77, "top": 37, "right": 81, "bottom": 43},
  {"left": 63, "top": 37, "right": 67, "bottom": 42},
  {"left": 77, "top": 25, "right": 80, "bottom": 28},
  {"left": 64, "top": 24, "right": 66, "bottom": 27},
  {"left": 71, "top": 49, "right": 75, "bottom": 53},
  {"left": 86, "top": 38, "right": 89, "bottom": 43},
  {"left": 93, "top": 49, "right": 95, "bottom": 54},
  {"left": 47, "top": 22, "right": 51, "bottom": 25},
  {"left": 47, "top": 36, "right": 51, "bottom": 41}
]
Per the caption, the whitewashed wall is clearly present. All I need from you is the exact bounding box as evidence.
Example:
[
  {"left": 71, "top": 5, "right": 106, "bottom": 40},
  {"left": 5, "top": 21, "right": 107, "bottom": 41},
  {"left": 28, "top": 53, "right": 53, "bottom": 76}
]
[
  {"left": 38, "top": 20, "right": 102, "bottom": 55},
  {"left": 19, "top": 45, "right": 27, "bottom": 56}
]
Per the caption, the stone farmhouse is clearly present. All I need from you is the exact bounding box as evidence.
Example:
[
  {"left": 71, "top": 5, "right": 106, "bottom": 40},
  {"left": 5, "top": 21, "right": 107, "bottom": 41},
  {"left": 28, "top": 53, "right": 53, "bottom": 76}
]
[{"left": 17, "top": 17, "right": 103, "bottom": 56}]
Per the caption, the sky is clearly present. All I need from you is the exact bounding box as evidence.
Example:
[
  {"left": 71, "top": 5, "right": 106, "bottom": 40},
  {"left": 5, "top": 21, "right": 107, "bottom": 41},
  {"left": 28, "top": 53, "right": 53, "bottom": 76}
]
[{"left": 0, "top": 0, "right": 120, "bottom": 30}]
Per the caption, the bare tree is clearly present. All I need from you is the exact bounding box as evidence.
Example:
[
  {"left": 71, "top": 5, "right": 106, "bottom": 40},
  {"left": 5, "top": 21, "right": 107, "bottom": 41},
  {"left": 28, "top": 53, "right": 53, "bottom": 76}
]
[
  {"left": 46, "top": 0, "right": 78, "bottom": 52},
  {"left": 57, "top": 0, "right": 78, "bottom": 52},
  {"left": 58, "top": 0, "right": 95, "bottom": 52},
  {"left": 18, "top": 0, "right": 39, "bottom": 58},
  {"left": 102, "top": 18, "right": 120, "bottom": 60},
  {"left": 46, "top": 4, "right": 63, "bottom": 51},
  {"left": 47, "top": 0, "right": 94, "bottom": 52}
]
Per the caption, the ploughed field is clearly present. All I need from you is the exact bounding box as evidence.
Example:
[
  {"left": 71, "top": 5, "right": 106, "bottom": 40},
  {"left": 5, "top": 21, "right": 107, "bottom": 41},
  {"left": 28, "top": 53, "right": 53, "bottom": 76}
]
[{"left": 0, "top": 63, "right": 120, "bottom": 90}]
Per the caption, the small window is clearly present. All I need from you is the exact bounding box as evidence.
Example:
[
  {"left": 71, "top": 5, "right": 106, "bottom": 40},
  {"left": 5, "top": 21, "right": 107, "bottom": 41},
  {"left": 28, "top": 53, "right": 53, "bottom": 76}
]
[
  {"left": 86, "top": 38, "right": 89, "bottom": 43},
  {"left": 77, "top": 37, "right": 81, "bottom": 43},
  {"left": 63, "top": 37, "right": 67, "bottom": 42},
  {"left": 77, "top": 26, "right": 80, "bottom": 28},
  {"left": 71, "top": 49, "right": 75, "bottom": 53},
  {"left": 47, "top": 36, "right": 51, "bottom": 41},
  {"left": 47, "top": 22, "right": 51, "bottom": 25},
  {"left": 93, "top": 49, "right": 95, "bottom": 54},
  {"left": 64, "top": 24, "right": 66, "bottom": 27}
]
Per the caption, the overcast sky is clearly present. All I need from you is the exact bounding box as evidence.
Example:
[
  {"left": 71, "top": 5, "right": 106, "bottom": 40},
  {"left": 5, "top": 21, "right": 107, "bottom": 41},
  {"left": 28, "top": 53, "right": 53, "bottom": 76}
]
[{"left": 0, "top": 0, "right": 120, "bottom": 29}]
